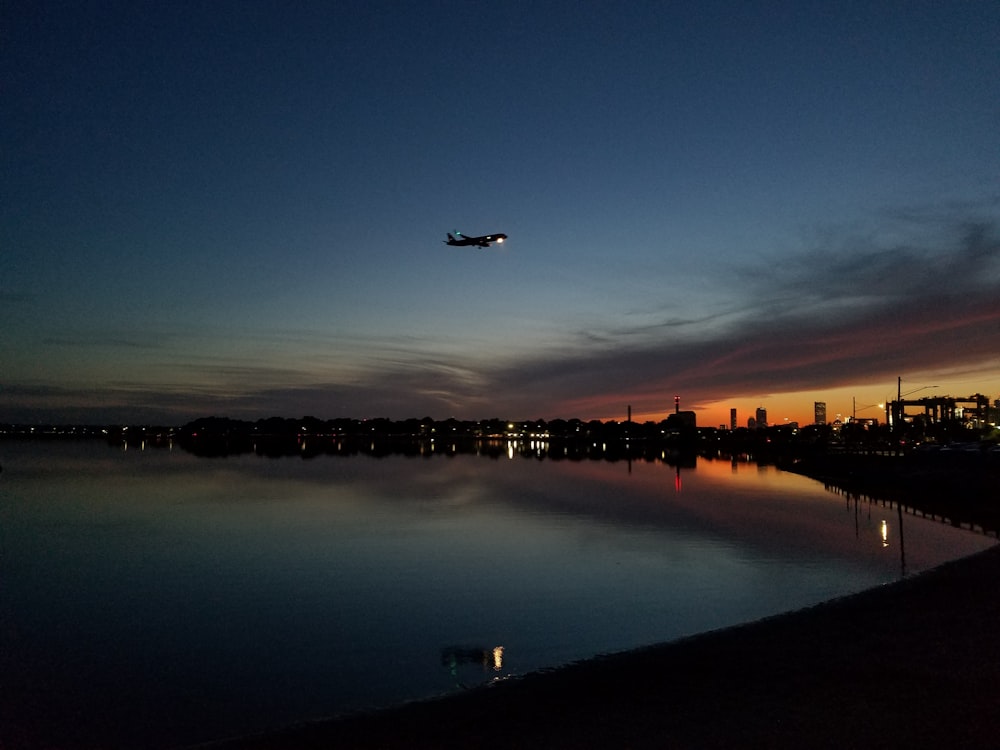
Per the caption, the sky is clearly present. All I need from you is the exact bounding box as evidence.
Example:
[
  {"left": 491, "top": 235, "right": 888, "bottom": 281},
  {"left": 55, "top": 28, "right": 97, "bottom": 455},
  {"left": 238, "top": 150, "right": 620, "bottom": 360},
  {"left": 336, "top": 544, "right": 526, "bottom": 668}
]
[{"left": 3, "top": 0, "right": 999, "bottom": 428}]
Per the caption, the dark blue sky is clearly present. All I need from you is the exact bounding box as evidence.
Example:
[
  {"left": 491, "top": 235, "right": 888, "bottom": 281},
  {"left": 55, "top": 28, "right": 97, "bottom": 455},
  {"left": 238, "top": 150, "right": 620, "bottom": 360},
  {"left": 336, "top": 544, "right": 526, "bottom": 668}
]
[{"left": 3, "top": 0, "right": 999, "bottom": 425}]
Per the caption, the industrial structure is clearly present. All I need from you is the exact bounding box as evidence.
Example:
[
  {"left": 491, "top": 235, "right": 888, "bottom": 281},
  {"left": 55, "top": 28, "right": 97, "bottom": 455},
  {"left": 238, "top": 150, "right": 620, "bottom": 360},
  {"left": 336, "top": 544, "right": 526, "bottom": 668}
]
[{"left": 888, "top": 394, "right": 991, "bottom": 429}]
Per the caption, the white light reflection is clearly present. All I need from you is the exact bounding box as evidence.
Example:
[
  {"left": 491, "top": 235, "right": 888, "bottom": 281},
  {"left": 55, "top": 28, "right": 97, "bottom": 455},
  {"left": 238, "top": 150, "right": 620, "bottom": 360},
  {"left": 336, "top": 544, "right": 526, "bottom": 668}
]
[
  {"left": 881, "top": 519, "right": 889, "bottom": 547},
  {"left": 492, "top": 646, "right": 504, "bottom": 671}
]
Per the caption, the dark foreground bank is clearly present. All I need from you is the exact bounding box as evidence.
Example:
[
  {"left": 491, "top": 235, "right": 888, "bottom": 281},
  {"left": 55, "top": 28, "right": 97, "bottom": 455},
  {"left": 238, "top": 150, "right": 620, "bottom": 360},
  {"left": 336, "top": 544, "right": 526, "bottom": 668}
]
[{"left": 200, "top": 544, "right": 1000, "bottom": 750}]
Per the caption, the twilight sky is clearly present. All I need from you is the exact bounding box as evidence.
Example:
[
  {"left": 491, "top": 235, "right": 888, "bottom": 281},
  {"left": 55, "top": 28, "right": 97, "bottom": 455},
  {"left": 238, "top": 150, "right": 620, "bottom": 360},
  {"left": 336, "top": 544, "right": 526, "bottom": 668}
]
[{"left": 3, "top": 0, "right": 999, "bottom": 427}]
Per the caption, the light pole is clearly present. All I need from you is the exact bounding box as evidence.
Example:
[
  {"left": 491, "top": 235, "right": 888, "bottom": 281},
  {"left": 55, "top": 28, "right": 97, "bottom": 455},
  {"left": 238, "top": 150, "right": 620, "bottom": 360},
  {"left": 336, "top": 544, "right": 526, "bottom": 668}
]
[
  {"left": 852, "top": 399, "right": 884, "bottom": 422},
  {"left": 897, "top": 378, "right": 939, "bottom": 401},
  {"left": 893, "top": 379, "right": 939, "bottom": 436}
]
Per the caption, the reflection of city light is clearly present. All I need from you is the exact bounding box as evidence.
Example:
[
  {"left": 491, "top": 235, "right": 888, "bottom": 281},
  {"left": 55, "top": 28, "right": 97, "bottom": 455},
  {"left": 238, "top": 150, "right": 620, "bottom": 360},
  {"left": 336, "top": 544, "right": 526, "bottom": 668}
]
[
  {"left": 507, "top": 441, "right": 515, "bottom": 460},
  {"left": 881, "top": 520, "right": 889, "bottom": 547},
  {"left": 530, "top": 439, "right": 548, "bottom": 455},
  {"left": 492, "top": 646, "right": 504, "bottom": 671}
]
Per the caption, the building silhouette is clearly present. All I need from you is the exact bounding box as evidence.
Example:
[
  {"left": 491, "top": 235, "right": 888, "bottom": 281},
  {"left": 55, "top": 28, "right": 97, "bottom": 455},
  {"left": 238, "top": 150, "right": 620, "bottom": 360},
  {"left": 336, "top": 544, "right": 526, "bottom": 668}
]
[
  {"left": 814, "top": 402, "right": 827, "bottom": 426},
  {"left": 755, "top": 407, "right": 768, "bottom": 429}
]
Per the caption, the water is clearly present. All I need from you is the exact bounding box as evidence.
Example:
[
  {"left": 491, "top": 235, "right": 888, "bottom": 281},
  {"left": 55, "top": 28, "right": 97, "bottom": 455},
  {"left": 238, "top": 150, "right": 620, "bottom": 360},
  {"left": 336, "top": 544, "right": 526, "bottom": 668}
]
[{"left": 0, "top": 441, "right": 994, "bottom": 749}]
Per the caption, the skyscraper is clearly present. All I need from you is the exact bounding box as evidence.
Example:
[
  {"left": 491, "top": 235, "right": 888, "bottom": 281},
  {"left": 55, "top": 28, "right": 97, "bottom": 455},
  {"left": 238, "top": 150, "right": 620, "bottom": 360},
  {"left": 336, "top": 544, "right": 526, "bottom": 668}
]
[
  {"left": 755, "top": 407, "right": 767, "bottom": 429},
  {"left": 814, "top": 402, "right": 827, "bottom": 425},
  {"left": 730, "top": 408, "right": 737, "bottom": 431}
]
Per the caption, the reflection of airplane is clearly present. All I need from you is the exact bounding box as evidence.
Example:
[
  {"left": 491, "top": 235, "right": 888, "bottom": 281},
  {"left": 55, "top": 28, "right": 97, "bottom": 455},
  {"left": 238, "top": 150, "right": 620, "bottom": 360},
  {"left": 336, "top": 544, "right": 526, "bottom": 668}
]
[{"left": 444, "top": 231, "right": 508, "bottom": 248}]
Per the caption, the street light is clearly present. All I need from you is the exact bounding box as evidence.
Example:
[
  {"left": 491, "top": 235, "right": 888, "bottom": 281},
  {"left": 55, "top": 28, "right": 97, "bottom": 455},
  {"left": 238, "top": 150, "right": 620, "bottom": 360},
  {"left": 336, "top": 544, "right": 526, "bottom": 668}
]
[
  {"left": 852, "top": 397, "right": 885, "bottom": 421},
  {"left": 901, "top": 385, "right": 939, "bottom": 398},
  {"left": 893, "top": 378, "right": 940, "bottom": 430},
  {"left": 897, "top": 376, "right": 939, "bottom": 402}
]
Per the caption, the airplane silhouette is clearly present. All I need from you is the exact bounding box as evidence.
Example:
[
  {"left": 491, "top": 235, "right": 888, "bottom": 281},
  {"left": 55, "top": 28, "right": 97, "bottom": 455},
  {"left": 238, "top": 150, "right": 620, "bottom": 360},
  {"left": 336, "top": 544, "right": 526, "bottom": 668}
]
[{"left": 444, "top": 231, "right": 507, "bottom": 248}]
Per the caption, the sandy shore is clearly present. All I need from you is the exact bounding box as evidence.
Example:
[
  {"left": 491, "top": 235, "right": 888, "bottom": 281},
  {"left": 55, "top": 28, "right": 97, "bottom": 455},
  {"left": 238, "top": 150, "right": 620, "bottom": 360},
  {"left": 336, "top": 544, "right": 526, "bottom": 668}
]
[{"left": 202, "top": 543, "right": 1000, "bottom": 750}]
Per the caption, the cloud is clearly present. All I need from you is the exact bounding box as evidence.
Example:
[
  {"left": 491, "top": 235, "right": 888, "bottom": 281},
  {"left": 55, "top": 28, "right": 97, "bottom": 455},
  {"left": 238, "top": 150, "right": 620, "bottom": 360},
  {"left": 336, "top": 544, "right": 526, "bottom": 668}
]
[
  {"left": 42, "top": 336, "right": 164, "bottom": 350},
  {"left": 200, "top": 213, "right": 1000, "bottom": 421},
  {"left": 470, "top": 217, "right": 1000, "bottom": 417},
  {"left": 3, "top": 214, "right": 998, "bottom": 424}
]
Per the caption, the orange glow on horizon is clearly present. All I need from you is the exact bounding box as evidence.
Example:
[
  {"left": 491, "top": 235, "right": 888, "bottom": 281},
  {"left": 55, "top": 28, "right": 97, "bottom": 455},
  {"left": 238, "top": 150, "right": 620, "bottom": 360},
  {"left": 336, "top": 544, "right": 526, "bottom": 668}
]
[{"left": 579, "top": 372, "right": 999, "bottom": 430}]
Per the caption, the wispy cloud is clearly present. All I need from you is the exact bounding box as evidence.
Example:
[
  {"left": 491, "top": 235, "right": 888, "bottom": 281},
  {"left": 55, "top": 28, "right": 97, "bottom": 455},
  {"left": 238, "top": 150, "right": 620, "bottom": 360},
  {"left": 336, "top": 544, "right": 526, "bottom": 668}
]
[
  {"left": 473, "top": 216, "right": 1000, "bottom": 417},
  {"left": 3, "top": 214, "right": 998, "bottom": 424},
  {"left": 42, "top": 336, "right": 165, "bottom": 350}
]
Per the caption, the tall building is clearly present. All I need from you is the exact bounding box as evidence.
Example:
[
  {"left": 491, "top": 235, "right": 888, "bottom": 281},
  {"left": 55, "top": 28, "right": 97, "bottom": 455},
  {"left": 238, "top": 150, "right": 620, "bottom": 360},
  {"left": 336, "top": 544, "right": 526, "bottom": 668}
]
[
  {"left": 755, "top": 407, "right": 767, "bottom": 429},
  {"left": 814, "top": 402, "right": 827, "bottom": 425},
  {"left": 730, "top": 408, "right": 737, "bottom": 431}
]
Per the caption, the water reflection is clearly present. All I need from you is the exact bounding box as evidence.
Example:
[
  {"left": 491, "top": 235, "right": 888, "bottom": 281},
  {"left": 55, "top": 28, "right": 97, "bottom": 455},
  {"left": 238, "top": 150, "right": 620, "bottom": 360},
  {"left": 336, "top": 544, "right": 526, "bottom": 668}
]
[
  {"left": 442, "top": 645, "right": 506, "bottom": 688},
  {"left": 897, "top": 500, "right": 908, "bottom": 578},
  {"left": 0, "top": 441, "right": 992, "bottom": 750}
]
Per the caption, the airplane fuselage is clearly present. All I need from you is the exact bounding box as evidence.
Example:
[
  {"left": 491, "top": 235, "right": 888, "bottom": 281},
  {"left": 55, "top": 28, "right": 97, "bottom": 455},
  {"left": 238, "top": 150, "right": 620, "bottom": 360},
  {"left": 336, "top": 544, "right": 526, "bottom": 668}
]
[{"left": 444, "top": 232, "right": 507, "bottom": 248}]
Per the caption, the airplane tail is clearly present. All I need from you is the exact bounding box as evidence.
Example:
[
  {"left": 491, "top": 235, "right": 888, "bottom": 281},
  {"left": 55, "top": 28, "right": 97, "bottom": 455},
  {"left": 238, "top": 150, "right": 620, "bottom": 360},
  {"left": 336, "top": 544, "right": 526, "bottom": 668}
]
[{"left": 447, "top": 233, "right": 457, "bottom": 241}]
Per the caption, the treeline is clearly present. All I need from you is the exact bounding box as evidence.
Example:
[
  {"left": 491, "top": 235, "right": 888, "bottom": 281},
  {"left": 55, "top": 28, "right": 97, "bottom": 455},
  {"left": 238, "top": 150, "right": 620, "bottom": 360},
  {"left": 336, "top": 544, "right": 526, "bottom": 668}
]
[
  {"left": 179, "top": 414, "right": 697, "bottom": 440},
  {"left": 7, "top": 414, "right": 995, "bottom": 463},
  {"left": 174, "top": 414, "right": 704, "bottom": 458}
]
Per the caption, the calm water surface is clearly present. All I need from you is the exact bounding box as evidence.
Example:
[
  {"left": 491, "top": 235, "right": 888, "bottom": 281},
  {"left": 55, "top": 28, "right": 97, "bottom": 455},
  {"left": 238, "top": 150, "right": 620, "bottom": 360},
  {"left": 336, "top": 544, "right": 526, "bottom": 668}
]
[{"left": 0, "top": 441, "right": 994, "bottom": 748}]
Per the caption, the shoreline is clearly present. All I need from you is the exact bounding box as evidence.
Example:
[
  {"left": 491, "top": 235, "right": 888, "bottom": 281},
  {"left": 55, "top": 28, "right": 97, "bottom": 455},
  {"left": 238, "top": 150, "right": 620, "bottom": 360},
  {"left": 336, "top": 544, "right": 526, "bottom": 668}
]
[
  {"left": 784, "top": 452, "right": 1000, "bottom": 535},
  {"left": 201, "top": 543, "right": 1000, "bottom": 750}
]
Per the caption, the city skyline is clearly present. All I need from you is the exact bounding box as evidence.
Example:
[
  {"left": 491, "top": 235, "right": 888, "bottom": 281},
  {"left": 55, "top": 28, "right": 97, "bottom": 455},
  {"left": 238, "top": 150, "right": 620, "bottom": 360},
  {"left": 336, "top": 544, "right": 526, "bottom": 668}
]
[
  {"left": 5, "top": 384, "right": 997, "bottom": 432},
  {"left": 3, "top": 2, "right": 999, "bottom": 428}
]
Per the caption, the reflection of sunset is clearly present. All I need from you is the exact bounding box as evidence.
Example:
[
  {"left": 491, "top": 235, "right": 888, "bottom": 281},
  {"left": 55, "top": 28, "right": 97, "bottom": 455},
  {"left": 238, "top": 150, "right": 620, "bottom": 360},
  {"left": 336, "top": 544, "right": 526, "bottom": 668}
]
[
  {"left": 7, "top": 439, "right": 995, "bottom": 749},
  {"left": 536, "top": 453, "right": 976, "bottom": 571}
]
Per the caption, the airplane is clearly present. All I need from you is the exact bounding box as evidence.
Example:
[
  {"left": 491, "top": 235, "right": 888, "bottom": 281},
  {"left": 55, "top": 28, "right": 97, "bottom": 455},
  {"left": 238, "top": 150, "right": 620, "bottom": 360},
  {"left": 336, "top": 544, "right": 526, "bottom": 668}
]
[{"left": 444, "top": 231, "right": 508, "bottom": 248}]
